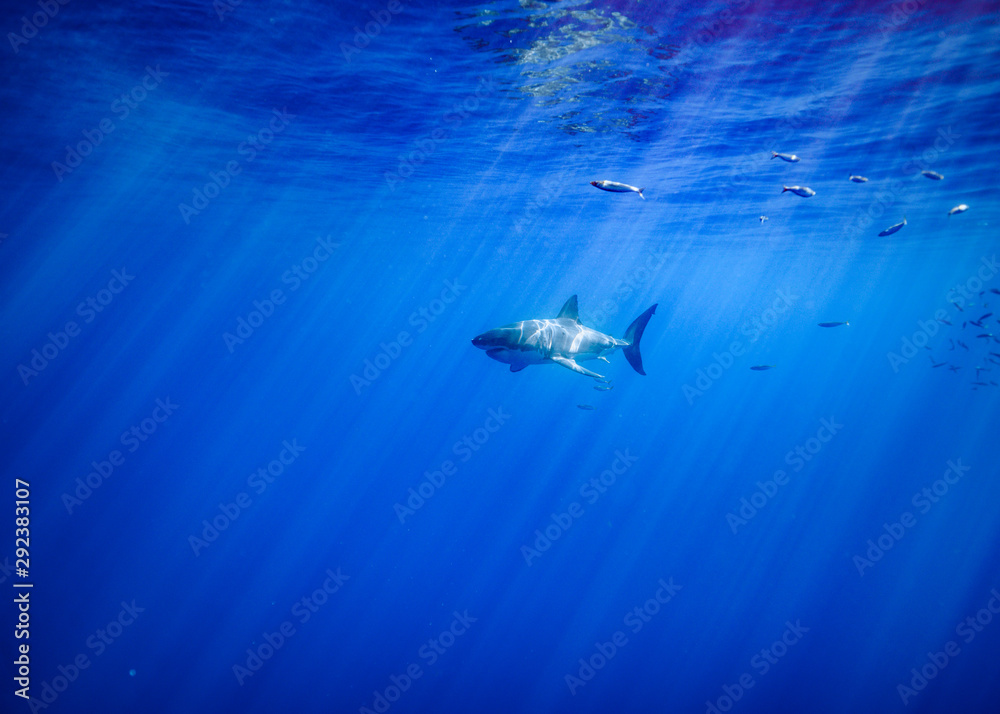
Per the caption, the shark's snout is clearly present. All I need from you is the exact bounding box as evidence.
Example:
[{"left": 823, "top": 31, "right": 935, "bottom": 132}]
[
  {"left": 472, "top": 328, "right": 506, "bottom": 350},
  {"left": 471, "top": 332, "right": 490, "bottom": 349}
]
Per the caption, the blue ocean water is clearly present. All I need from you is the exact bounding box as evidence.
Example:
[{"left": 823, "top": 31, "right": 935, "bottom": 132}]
[{"left": 2, "top": 0, "right": 1000, "bottom": 712}]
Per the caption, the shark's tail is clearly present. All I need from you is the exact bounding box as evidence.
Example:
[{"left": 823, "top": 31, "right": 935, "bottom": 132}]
[{"left": 622, "top": 304, "right": 657, "bottom": 375}]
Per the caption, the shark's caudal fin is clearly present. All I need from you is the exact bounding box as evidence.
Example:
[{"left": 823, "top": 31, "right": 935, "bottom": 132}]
[{"left": 622, "top": 304, "right": 657, "bottom": 375}]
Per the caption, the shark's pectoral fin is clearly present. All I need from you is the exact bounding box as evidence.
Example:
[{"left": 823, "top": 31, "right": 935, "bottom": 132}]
[
  {"left": 551, "top": 355, "right": 604, "bottom": 379},
  {"left": 510, "top": 363, "right": 528, "bottom": 372}
]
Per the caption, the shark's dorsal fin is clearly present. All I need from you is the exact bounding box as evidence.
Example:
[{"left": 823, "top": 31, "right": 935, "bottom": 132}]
[{"left": 557, "top": 295, "right": 580, "bottom": 322}]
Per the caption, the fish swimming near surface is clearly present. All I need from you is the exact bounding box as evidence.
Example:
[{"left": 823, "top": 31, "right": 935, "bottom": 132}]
[
  {"left": 760, "top": 216, "right": 768, "bottom": 223},
  {"left": 771, "top": 151, "right": 800, "bottom": 162},
  {"left": 590, "top": 180, "right": 645, "bottom": 199},
  {"left": 949, "top": 204, "right": 969, "bottom": 216},
  {"left": 849, "top": 175, "right": 868, "bottom": 183},
  {"left": 782, "top": 186, "right": 815, "bottom": 197},
  {"left": 818, "top": 321, "right": 849, "bottom": 328},
  {"left": 922, "top": 170, "right": 944, "bottom": 180},
  {"left": 577, "top": 404, "right": 596, "bottom": 410},
  {"left": 750, "top": 365, "right": 776, "bottom": 371},
  {"left": 472, "top": 295, "right": 657, "bottom": 381},
  {"left": 594, "top": 383, "right": 614, "bottom": 391},
  {"left": 878, "top": 216, "right": 907, "bottom": 236}
]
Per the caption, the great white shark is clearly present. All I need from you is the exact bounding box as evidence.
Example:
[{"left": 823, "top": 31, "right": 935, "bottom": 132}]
[{"left": 471, "top": 295, "right": 657, "bottom": 380}]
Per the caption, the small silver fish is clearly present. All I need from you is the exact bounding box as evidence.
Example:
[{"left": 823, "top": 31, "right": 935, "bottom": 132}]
[
  {"left": 878, "top": 216, "right": 907, "bottom": 236},
  {"left": 759, "top": 215, "right": 768, "bottom": 223},
  {"left": 948, "top": 204, "right": 969, "bottom": 216},
  {"left": 782, "top": 186, "right": 815, "bottom": 197},
  {"left": 593, "top": 384, "right": 614, "bottom": 391},
  {"left": 818, "top": 321, "right": 850, "bottom": 328},
  {"left": 771, "top": 151, "right": 800, "bottom": 163},
  {"left": 590, "top": 180, "right": 644, "bottom": 199},
  {"left": 849, "top": 175, "right": 869, "bottom": 183},
  {"left": 922, "top": 170, "right": 944, "bottom": 180},
  {"left": 577, "top": 404, "right": 596, "bottom": 410}
]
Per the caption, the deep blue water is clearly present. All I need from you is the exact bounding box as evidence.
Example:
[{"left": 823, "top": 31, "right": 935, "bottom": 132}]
[{"left": 2, "top": 0, "right": 1000, "bottom": 712}]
